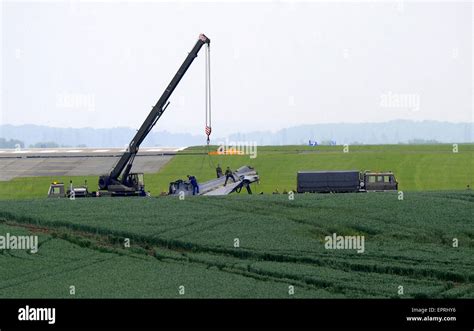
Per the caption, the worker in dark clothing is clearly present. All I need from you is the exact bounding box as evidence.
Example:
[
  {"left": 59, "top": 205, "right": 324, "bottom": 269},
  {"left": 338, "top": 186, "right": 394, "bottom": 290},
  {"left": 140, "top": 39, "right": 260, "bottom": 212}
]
[
  {"left": 216, "top": 164, "right": 223, "bottom": 178},
  {"left": 224, "top": 167, "right": 236, "bottom": 186},
  {"left": 187, "top": 175, "right": 199, "bottom": 195}
]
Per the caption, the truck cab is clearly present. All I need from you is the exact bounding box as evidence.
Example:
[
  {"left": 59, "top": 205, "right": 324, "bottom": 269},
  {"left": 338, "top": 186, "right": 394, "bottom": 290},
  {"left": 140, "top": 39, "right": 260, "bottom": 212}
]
[
  {"left": 47, "top": 181, "right": 91, "bottom": 198},
  {"left": 363, "top": 172, "right": 398, "bottom": 191},
  {"left": 47, "top": 182, "right": 65, "bottom": 198}
]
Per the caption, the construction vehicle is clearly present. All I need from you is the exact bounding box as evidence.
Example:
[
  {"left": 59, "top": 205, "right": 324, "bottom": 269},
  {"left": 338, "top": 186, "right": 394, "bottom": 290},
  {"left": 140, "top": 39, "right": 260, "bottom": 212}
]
[
  {"left": 297, "top": 170, "right": 398, "bottom": 193},
  {"left": 97, "top": 34, "right": 211, "bottom": 196},
  {"left": 47, "top": 182, "right": 65, "bottom": 198},
  {"left": 47, "top": 180, "right": 91, "bottom": 198},
  {"left": 46, "top": 34, "right": 258, "bottom": 198}
]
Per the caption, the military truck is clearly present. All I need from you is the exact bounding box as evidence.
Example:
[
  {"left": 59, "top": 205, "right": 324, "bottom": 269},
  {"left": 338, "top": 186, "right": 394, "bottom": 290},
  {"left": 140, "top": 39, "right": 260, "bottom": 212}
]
[
  {"left": 362, "top": 171, "right": 398, "bottom": 192},
  {"left": 297, "top": 170, "right": 398, "bottom": 193}
]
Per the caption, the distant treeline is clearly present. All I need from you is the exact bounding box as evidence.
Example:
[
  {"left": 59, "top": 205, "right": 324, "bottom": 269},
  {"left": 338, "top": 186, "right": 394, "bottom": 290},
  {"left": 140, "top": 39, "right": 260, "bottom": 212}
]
[
  {"left": 0, "top": 138, "right": 24, "bottom": 149},
  {"left": 0, "top": 138, "right": 83, "bottom": 149},
  {"left": 29, "top": 142, "right": 60, "bottom": 148},
  {"left": 0, "top": 137, "right": 462, "bottom": 149},
  {"left": 1, "top": 121, "right": 472, "bottom": 147}
]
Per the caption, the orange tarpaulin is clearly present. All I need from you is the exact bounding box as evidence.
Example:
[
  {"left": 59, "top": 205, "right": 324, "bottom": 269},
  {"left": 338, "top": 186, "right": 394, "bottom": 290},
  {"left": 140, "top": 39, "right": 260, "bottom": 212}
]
[{"left": 208, "top": 149, "right": 244, "bottom": 156}]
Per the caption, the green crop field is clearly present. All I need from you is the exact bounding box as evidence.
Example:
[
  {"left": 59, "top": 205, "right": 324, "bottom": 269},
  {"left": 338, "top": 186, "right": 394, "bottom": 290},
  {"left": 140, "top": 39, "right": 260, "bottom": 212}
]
[
  {"left": 0, "top": 144, "right": 472, "bottom": 298},
  {"left": 0, "top": 191, "right": 473, "bottom": 298}
]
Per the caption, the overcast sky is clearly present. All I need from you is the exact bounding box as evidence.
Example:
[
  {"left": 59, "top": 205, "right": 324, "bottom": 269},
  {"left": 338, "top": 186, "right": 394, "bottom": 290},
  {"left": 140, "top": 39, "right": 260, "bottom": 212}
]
[{"left": 1, "top": 0, "right": 472, "bottom": 137}]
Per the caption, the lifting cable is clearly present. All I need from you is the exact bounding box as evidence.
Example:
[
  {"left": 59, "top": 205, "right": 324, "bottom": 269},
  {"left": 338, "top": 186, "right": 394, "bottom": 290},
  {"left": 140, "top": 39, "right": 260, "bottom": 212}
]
[
  {"left": 203, "top": 42, "right": 216, "bottom": 170},
  {"left": 205, "top": 43, "right": 212, "bottom": 145}
]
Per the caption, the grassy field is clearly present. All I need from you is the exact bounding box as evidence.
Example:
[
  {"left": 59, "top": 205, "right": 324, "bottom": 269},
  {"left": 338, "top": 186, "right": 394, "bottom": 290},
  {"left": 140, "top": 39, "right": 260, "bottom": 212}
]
[
  {"left": 147, "top": 144, "right": 474, "bottom": 194},
  {"left": 0, "top": 191, "right": 473, "bottom": 298},
  {"left": 0, "top": 176, "right": 99, "bottom": 200},
  {"left": 0, "top": 144, "right": 472, "bottom": 199}
]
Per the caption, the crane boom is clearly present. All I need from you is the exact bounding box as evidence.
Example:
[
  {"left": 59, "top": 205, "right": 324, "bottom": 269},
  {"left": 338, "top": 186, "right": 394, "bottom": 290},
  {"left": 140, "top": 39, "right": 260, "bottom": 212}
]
[{"left": 98, "top": 34, "right": 210, "bottom": 194}]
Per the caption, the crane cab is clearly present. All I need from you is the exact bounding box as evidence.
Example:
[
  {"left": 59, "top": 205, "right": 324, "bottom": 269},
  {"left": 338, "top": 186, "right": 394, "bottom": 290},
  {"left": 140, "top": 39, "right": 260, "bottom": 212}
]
[
  {"left": 124, "top": 173, "right": 145, "bottom": 192},
  {"left": 98, "top": 172, "right": 146, "bottom": 196}
]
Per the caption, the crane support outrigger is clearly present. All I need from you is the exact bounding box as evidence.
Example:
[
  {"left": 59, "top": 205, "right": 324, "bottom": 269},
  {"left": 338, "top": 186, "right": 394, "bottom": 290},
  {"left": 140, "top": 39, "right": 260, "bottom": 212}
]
[{"left": 98, "top": 34, "right": 211, "bottom": 196}]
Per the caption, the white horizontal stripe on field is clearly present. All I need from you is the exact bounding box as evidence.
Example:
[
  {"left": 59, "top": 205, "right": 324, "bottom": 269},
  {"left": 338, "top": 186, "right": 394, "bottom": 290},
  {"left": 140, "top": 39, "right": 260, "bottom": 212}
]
[
  {"left": 124, "top": 147, "right": 185, "bottom": 152},
  {"left": 38, "top": 150, "right": 58, "bottom": 153},
  {"left": 141, "top": 147, "right": 187, "bottom": 152},
  {"left": 0, "top": 147, "right": 187, "bottom": 154},
  {"left": 142, "top": 149, "right": 165, "bottom": 152}
]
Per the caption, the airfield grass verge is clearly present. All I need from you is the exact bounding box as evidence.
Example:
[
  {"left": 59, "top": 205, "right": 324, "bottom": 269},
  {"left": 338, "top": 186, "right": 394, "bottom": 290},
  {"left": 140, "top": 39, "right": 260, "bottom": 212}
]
[
  {"left": 147, "top": 144, "right": 474, "bottom": 194},
  {"left": 0, "top": 144, "right": 472, "bottom": 199}
]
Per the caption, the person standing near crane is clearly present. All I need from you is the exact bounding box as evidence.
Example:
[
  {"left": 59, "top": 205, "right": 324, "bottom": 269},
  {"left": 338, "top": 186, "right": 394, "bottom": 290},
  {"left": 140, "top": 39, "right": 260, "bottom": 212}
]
[
  {"left": 216, "top": 164, "right": 223, "bottom": 178},
  {"left": 224, "top": 167, "right": 236, "bottom": 186},
  {"left": 187, "top": 175, "right": 199, "bottom": 195}
]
